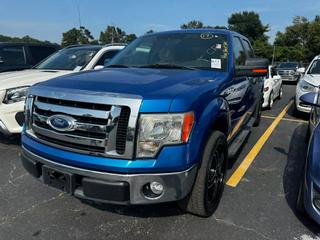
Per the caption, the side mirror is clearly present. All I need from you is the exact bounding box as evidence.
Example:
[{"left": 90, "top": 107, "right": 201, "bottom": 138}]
[
  {"left": 299, "top": 92, "right": 320, "bottom": 107},
  {"left": 297, "top": 67, "right": 306, "bottom": 74},
  {"left": 235, "top": 58, "right": 269, "bottom": 77},
  {"left": 94, "top": 65, "right": 104, "bottom": 70}
]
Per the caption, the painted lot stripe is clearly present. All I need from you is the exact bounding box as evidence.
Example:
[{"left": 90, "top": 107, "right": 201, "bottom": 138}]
[
  {"left": 261, "top": 115, "right": 308, "bottom": 123},
  {"left": 226, "top": 101, "right": 293, "bottom": 187}
]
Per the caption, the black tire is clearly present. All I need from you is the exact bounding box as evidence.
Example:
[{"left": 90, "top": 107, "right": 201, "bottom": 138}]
[
  {"left": 253, "top": 98, "right": 262, "bottom": 127},
  {"left": 179, "top": 131, "right": 227, "bottom": 217},
  {"left": 268, "top": 91, "right": 274, "bottom": 110},
  {"left": 278, "top": 85, "right": 283, "bottom": 100}
]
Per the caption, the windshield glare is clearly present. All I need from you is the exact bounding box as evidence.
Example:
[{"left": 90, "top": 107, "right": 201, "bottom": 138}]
[
  {"left": 308, "top": 60, "right": 320, "bottom": 74},
  {"left": 278, "top": 62, "right": 298, "bottom": 69},
  {"left": 107, "top": 33, "right": 229, "bottom": 71},
  {"left": 36, "top": 47, "right": 101, "bottom": 71}
]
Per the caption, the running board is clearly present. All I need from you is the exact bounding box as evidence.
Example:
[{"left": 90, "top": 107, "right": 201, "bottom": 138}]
[{"left": 228, "top": 129, "right": 251, "bottom": 161}]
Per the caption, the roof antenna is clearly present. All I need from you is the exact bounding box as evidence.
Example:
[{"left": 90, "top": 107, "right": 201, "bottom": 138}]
[{"left": 76, "top": 0, "right": 82, "bottom": 28}]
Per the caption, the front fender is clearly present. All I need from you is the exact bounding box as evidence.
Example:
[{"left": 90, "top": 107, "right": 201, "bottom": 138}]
[{"left": 186, "top": 96, "right": 230, "bottom": 167}]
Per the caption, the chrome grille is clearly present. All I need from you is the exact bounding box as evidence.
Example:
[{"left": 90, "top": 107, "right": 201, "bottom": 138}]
[{"left": 29, "top": 96, "right": 131, "bottom": 158}]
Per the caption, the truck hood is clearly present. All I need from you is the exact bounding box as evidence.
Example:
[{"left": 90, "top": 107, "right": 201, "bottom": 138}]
[
  {"left": 303, "top": 74, "right": 320, "bottom": 87},
  {"left": 0, "top": 69, "right": 72, "bottom": 91},
  {"left": 36, "top": 68, "right": 222, "bottom": 98},
  {"left": 34, "top": 68, "right": 225, "bottom": 112}
]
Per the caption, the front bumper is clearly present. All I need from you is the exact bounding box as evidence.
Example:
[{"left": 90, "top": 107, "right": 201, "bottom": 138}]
[
  {"left": 21, "top": 146, "right": 198, "bottom": 205},
  {"left": 0, "top": 101, "right": 25, "bottom": 135},
  {"left": 295, "top": 88, "right": 312, "bottom": 113}
]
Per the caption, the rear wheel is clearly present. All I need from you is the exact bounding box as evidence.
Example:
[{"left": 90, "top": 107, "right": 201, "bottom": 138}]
[
  {"left": 268, "top": 91, "right": 274, "bottom": 109},
  {"left": 179, "top": 131, "right": 227, "bottom": 217},
  {"left": 278, "top": 85, "right": 283, "bottom": 99}
]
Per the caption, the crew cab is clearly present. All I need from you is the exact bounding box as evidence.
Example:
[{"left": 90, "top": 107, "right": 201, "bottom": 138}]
[
  {"left": 0, "top": 42, "right": 59, "bottom": 72},
  {"left": 21, "top": 30, "right": 268, "bottom": 217},
  {"left": 277, "top": 62, "right": 302, "bottom": 83},
  {"left": 0, "top": 44, "right": 125, "bottom": 136}
]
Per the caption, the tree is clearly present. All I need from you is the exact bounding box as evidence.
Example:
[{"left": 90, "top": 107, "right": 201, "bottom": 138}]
[
  {"left": 274, "top": 16, "right": 320, "bottom": 62},
  {"left": 181, "top": 20, "right": 204, "bottom": 29},
  {"left": 0, "top": 34, "right": 54, "bottom": 45},
  {"left": 61, "top": 26, "right": 95, "bottom": 47},
  {"left": 228, "top": 11, "right": 270, "bottom": 43},
  {"left": 253, "top": 40, "right": 273, "bottom": 60},
  {"left": 99, "top": 26, "right": 126, "bottom": 44},
  {"left": 145, "top": 29, "right": 155, "bottom": 34},
  {"left": 123, "top": 33, "right": 137, "bottom": 43}
]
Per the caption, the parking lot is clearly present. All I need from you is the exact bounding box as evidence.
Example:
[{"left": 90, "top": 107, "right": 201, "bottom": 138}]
[{"left": 0, "top": 84, "right": 319, "bottom": 240}]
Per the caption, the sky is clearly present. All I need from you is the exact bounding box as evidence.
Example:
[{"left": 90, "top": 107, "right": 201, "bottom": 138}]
[{"left": 0, "top": 0, "right": 319, "bottom": 44}]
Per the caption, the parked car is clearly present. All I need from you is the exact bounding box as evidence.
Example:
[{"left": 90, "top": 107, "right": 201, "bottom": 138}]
[
  {"left": 21, "top": 30, "right": 268, "bottom": 217},
  {"left": 0, "top": 42, "right": 59, "bottom": 72},
  {"left": 296, "top": 91, "right": 320, "bottom": 224},
  {"left": 295, "top": 55, "right": 320, "bottom": 114},
  {"left": 262, "top": 66, "right": 283, "bottom": 109},
  {"left": 0, "top": 43, "right": 125, "bottom": 136},
  {"left": 277, "top": 62, "right": 303, "bottom": 83}
]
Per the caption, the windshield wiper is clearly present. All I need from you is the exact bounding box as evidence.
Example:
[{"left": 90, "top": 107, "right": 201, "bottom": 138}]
[
  {"left": 138, "top": 63, "right": 197, "bottom": 70},
  {"left": 106, "top": 64, "right": 130, "bottom": 68}
]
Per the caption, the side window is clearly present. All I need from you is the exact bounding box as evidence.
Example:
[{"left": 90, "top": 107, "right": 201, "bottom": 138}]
[
  {"left": 242, "top": 39, "right": 255, "bottom": 58},
  {"left": 29, "top": 46, "right": 57, "bottom": 65},
  {"left": 233, "top": 37, "right": 246, "bottom": 66},
  {"left": 0, "top": 46, "right": 26, "bottom": 66},
  {"left": 95, "top": 50, "right": 120, "bottom": 66}
]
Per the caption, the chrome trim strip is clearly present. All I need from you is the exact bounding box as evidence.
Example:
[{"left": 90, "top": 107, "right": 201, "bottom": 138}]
[
  {"left": 32, "top": 125, "right": 106, "bottom": 148},
  {"left": 34, "top": 101, "right": 109, "bottom": 119}
]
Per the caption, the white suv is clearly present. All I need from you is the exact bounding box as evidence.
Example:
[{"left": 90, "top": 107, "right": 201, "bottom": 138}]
[
  {"left": 295, "top": 55, "right": 320, "bottom": 114},
  {"left": 0, "top": 44, "right": 125, "bottom": 135}
]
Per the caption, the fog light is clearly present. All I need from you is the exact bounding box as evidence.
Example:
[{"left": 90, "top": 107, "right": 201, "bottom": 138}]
[
  {"left": 142, "top": 182, "right": 164, "bottom": 199},
  {"left": 150, "top": 182, "right": 164, "bottom": 195}
]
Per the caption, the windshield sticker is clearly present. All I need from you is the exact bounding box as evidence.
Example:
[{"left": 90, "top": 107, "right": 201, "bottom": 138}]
[
  {"left": 211, "top": 59, "right": 221, "bottom": 69},
  {"left": 200, "top": 33, "right": 214, "bottom": 40}
]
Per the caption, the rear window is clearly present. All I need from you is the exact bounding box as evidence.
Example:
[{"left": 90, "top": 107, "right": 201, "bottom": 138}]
[
  {"left": 0, "top": 46, "right": 26, "bottom": 66},
  {"left": 29, "top": 46, "right": 57, "bottom": 65}
]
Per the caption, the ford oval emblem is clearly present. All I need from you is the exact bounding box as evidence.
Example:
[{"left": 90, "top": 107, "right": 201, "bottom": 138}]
[{"left": 47, "top": 115, "right": 76, "bottom": 132}]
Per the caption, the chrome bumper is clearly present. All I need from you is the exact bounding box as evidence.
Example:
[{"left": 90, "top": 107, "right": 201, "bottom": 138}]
[{"left": 21, "top": 146, "right": 198, "bottom": 205}]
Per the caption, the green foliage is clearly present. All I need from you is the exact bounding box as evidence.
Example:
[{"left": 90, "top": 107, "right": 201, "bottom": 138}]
[
  {"left": 253, "top": 40, "right": 273, "bottom": 59},
  {"left": 61, "top": 26, "right": 94, "bottom": 47},
  {"left": 99, "top": 25, "right": 136, "bottom": 44},
  {"left": 274, "top": 16, "right": 320, "bottom": 62},
  {"left": 228, "top": 11, "right": 270, "bottom": 43},
  {"left": 180, "top": 20, "right": 226, "bottom": 29},
  {"left": 0, "top": 34, "right": 54, "bottom": 45}
]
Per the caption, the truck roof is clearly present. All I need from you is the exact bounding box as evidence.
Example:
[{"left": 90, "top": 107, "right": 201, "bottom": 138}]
[{"left": 145, "top": 29, "right": 249, "bottom": 41}]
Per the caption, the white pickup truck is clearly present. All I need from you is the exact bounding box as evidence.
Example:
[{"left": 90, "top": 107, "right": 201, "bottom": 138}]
[{"left": 0, "top": 44, "right": 125, "bottom": 136}]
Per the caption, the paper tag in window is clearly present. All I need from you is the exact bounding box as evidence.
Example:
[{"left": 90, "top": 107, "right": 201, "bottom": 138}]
[{"left": 211, "top": 59, "right": 221, "bottom": 69}]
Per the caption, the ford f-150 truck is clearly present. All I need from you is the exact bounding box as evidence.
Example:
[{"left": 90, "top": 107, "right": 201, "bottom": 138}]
[{"left": 21, "top": 30, "right": 268, "bottom": 217}]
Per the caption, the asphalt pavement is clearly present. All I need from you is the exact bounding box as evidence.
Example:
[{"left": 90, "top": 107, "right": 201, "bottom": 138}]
[{"left": 0, "top": 84, "right": 319, "bottom": 240}]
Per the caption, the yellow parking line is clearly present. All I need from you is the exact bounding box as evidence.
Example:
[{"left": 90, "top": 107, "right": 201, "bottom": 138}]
[
  {"left": 226, "top": 101, "right": 293, "bottom": 187},
  {"left": 261, "top": 115, "right": 308, "bottom": 123}
]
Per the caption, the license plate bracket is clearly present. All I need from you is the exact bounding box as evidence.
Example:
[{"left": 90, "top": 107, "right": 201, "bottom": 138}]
[{"left": 42, "top": 166, "right": 74, "bottom": 193}]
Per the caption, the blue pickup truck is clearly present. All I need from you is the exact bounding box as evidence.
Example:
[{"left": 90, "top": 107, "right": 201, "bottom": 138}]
[{"left": 21, "top": 30, "right": 268, "bottom": 217}]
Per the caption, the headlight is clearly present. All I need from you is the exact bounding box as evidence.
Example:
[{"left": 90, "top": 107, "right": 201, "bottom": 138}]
[
  {"left": 299, "top": 80, "right": 315, "bottom": 92},
  {"left": 136, "top": 112, "right": 194, "bottom": 158},
  {"left": 24, "top": 94, "right": 34, "bottom": 131},
  {"left": 3, "top": 86, "right": 30, "bottom": 104}
]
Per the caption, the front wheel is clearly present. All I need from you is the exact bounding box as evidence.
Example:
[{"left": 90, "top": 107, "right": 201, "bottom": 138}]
[
  {"left": 179, "top": 131, "right": 227, "bottom": 217},
  {"left": 278, "top": 85, "right": 283, "bottom": 99},
  {"left": 268, "top": 91, "right": 274, "bottom": 110}
]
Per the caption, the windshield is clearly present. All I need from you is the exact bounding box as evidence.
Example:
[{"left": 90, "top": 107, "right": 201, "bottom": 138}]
[
  {"left": 278, "top": 62, "right": 298, "bottom": 69},
  {"left": 308, "top": 59, "right": 320, "bottom": 74},
  {"left": 36, "top": 47, "right": 101, "bottom": 71},
  {"left": 107, "top": 32, "right": 229, "bottom": 71}
]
